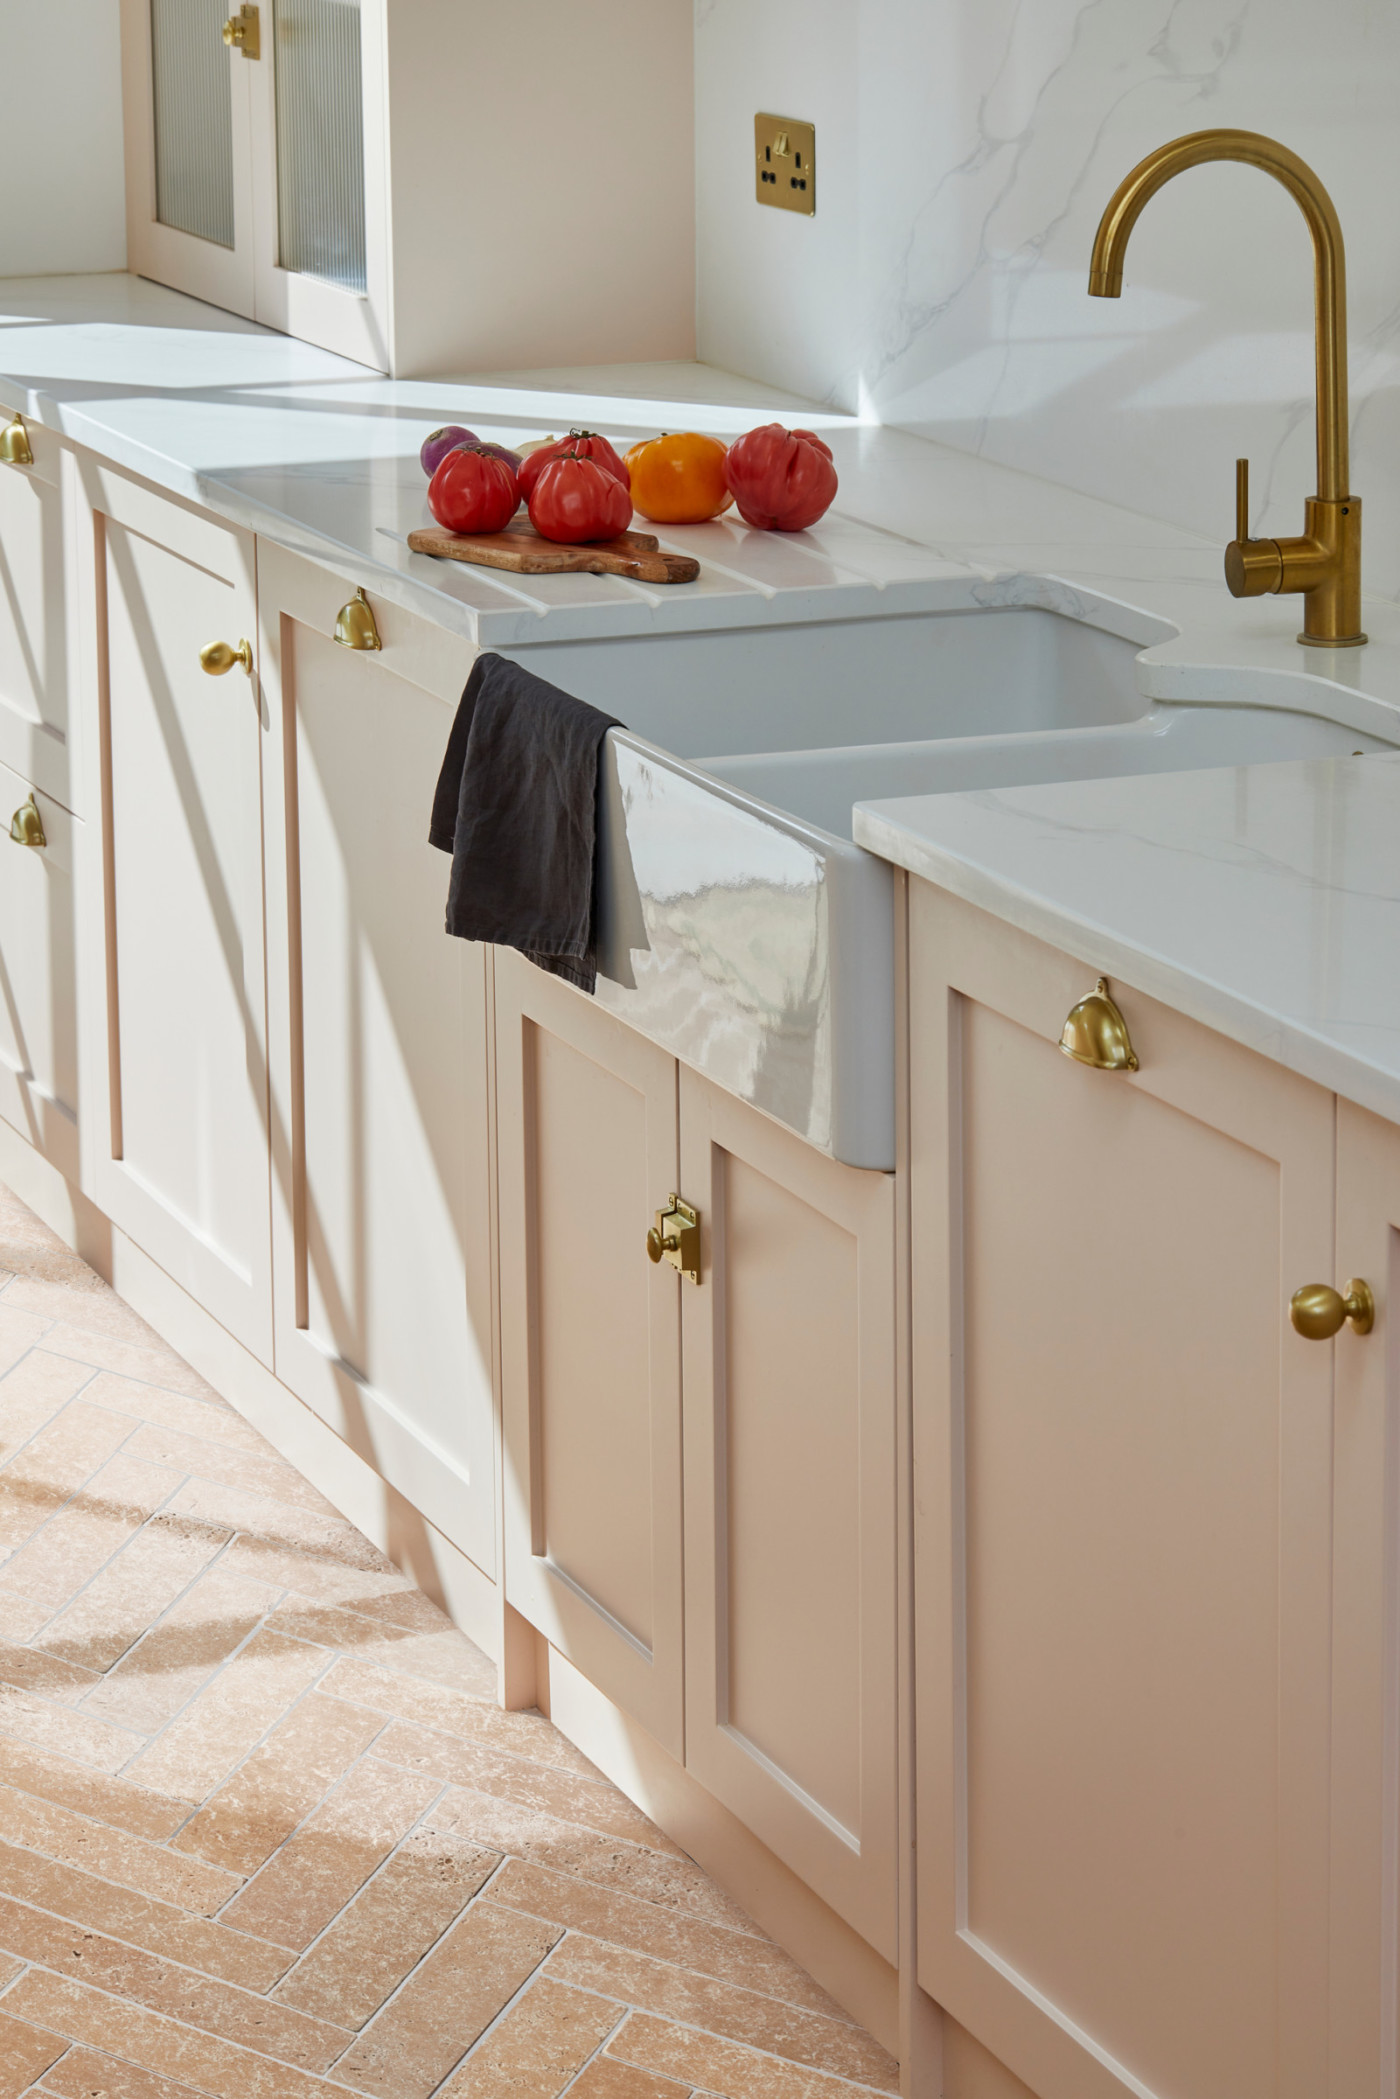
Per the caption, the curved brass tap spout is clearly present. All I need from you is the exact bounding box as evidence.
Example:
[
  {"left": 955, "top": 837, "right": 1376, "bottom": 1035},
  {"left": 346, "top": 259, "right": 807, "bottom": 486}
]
[{"left": 1089, "top": 129, "right": 1365, "bottom": 647}]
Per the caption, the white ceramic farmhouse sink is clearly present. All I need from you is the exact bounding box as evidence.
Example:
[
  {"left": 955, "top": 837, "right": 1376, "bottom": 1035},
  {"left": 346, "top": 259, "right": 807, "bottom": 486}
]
[{"left": 507, "top": 606, "right": 1397, "bottom": 1170}]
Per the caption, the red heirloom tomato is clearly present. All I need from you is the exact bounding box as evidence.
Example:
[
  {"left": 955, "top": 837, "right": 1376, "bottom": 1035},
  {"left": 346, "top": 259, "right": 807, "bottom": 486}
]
[
  {"left": 528, "top": 452, "right": 633, "bottom": 544},
  {"left": 518, "top": 428, "right": 630, "bottom": 502},
  {"left": 427, "top": 445, "right": 520, "bottom": 534},
  {"left": 724, "top": 423, "right": 837, "bottom": 531}
]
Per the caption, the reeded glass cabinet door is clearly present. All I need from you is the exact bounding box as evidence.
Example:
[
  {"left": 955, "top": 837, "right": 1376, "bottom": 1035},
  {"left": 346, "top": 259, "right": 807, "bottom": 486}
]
[
  {"left": 252, "top": 0, "right": 387, "bottom": 365},
  {"left": 272, "top": 0, "right": 367, "bottom": 293},
  {"left": 150, "top": 0, "right": 237, "bottom": 247},
  {"left": 122, "top": 0, "right": 387, "bottom": 366},
  {"left": 122, "top": 0, "right": 257, "bottom": 316}
]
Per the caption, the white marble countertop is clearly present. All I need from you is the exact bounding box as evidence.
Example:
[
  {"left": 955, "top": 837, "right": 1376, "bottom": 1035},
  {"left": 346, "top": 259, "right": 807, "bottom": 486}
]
[
  {"left": 11, "top": 271, "right": 1400, "bottom": 1118},
  {"left": 855, "top": 755, "right": 1400, "bottom": 1122},
  {"left": 7, "top": 270, "right": 1400, "bottom": 730}
]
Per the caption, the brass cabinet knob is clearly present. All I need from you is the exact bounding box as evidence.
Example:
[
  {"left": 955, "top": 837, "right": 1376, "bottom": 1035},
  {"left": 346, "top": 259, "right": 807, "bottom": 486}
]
[
  {"left": 1059, "top": 977, "right": 1139, "bottom": 1071},
  {"left": 333, "top": 587, "right": 381, "bottom": 651},
  {"left": 222, "top": 4, "right": 260, "bottom": 56},
  {"left": 0, "top": 416, "right": 33, "bottom": 467},
  {"left": 9, "top": 795, "right": 46, "bottom": 849},
  {"left": 646, "top": 1196, "right": 701, "bottom": 1283},
  {"left": 200, "top": 638, "right": 253, "bottom": 677},
  {"left": 1290, "top": 1278, "right": 1375, "bottom": 1340}
]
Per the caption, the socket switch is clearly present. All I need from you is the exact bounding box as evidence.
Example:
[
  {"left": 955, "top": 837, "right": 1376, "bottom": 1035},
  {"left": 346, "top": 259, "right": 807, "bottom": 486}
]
[{"left": 755, "top": 114, "right": 815, "bottom": 215}]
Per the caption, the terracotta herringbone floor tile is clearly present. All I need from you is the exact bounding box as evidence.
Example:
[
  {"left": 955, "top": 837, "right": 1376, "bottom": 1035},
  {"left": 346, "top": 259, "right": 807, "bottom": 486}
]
[
  {"left": 0, "top": 2008, "right": 66, "bottom": 2096},
  {"left": 0, "top": 1785, "right": 241, "bottom": 1913},
  {"left": 437, "top": 1976, "right": 621, "bottom": 2099},
  {"left": 271, "top": 1827, "right": 500, "bottom": 2027},
  {"left": 0, "top": 1182, "right": 899, "bottom": 2099},
  {"left": 169, "top": 1690, "right": 383, "bottom": 1875},
  {"left": 36, "top": 2046, "right": 210, "bottom": 2099},
  {"left": 331, "top": 1901, "right": 561, "bottom": 2098},
  {"left": 569, "top": 2058, "right": 691, "bottom": 2099},
  {"left": 0, "top": 1836, "right": 291, "bottom": 1987},
  {"left": 219, "top": 1756, "right": 440, "bottom": 1949}
]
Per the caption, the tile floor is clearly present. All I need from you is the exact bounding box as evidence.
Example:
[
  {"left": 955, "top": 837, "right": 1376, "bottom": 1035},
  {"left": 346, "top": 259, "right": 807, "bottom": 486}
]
[{"left": 0, "top": 1182, "right": 899, "bottom": 2099}]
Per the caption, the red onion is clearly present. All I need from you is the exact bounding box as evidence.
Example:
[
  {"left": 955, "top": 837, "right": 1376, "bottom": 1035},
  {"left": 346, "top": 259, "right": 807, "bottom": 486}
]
[{"left": 420, "top": 425, "right": 479, "bottom": 476}]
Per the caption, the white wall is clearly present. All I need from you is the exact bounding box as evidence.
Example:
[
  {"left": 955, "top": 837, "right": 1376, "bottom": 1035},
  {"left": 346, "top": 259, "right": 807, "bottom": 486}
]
[
  {"left": 697, "top": 0, "right": 1400, "bottom": 589},
  {"left": 0, "top": 0, "right": 126, "bottom": 277}
]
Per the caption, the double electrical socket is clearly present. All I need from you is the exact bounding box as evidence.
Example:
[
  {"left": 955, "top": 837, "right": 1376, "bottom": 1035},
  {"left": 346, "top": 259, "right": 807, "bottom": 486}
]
[{"left": 755, "top": 114, "right": 815, "bottom": 215}]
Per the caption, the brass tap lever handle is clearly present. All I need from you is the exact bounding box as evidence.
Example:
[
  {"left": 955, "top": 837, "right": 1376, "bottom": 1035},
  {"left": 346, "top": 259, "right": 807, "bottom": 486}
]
[
  {"left": 1290, "top": 1277, "right": 1375, "bottom": 1339},
  {"left": 1225, "top": 458, "right": 1284, "bottom": 598}
]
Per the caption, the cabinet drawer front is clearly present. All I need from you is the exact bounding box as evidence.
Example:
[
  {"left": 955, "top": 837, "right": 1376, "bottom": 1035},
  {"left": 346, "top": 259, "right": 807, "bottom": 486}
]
[
  {"left": 0, "top": 759, "right": 78, "bottom": 1178},
  {"left": 910, "top": 883, "right": 1335, "bottom": 2099},
  {"left": 0, "top": 411, "right": 70, "bottom": 803}
]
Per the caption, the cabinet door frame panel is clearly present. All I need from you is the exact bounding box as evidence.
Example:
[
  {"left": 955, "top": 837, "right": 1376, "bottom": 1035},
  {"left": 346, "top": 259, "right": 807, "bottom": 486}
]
[
  {"left": 247, "top": 0, "right": 391, "bottom": 368},
  {"left": 680, "top": 1069, "right": 898, "bottom": 1959},
  {"left": 0, "top": 411, "right": 73, "bottom": 808},
  {"left": 496, "top": 953, "right": 684, "bottom": 1757},
  {"left": 258, "top": 541, "right": 494, "bottom": 1564},
  {"left": 74, "top": 461, "right": 272, "bottom": 1359},
  {"left": 120, "top": 0, "right": 258, "bottom": 320},
  {"left": 910, "top": 884, "right": 1336, "bottom": 2099},
  {"left": 1331, "top": 1100, "right": 1400, "bottom": 2099},
  {"left": 0, "top": 759, "right": 79, "bottom": 1182}
]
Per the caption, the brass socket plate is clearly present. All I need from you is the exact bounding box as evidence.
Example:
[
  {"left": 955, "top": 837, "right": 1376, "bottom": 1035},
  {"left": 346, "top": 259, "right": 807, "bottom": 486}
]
[{"left": 756, "top": 115, "right": 815, "bottom": 215}]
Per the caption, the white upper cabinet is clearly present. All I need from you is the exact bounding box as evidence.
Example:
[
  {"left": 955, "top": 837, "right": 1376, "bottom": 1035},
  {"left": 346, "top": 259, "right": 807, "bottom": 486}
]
[
  {"left": 121, "top": 0, "right": 385, "bottom": 364},
  {"left": 119, "top": 0, "right": 695, "bottom": 375}
]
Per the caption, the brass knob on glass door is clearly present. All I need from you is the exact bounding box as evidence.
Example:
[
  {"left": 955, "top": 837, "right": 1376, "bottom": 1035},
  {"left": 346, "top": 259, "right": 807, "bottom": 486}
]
[
  {"left": 1289, "top": 1278, "right": 1375, "bottom": 1339},
  {"left": 222, "top": 5, "right": 260, "bottom": 57},
  {"left": 199, "top": 638, "right": 253, "bottom": 677},
  {"left": 9, "top": 795, "right": 45, "bottom": 849}
]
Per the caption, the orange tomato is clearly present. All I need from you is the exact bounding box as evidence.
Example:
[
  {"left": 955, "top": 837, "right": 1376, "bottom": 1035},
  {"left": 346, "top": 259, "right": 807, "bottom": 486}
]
[{"left": 624, "top": 431, "right": 733, "bottom": 524}]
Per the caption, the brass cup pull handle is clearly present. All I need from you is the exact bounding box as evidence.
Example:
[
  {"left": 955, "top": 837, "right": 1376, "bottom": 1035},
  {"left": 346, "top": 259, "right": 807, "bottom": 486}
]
[
  {"left": 0, "top": 417, "right": 34, "bottom": 467},
  {"left": 1290, "top": 1277, "right": 1375, "bottom": 1340},
  {"left": 333, "top": 588, "right": 381, "bottom": 651},
  {"left": 200, "top": 638, "right": 253, "bottom": 677},
  {"left": 1059, "top": 977, "right": 1139, "bottom": 1071},
  {"left": 9, "top": 795, "right": 46, "bottom": 849}
]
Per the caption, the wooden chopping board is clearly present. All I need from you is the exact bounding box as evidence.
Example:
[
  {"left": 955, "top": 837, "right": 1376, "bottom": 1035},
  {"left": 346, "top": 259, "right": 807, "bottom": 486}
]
[{"left": 407, "top": 518, "right": 700, "bottom": 584}]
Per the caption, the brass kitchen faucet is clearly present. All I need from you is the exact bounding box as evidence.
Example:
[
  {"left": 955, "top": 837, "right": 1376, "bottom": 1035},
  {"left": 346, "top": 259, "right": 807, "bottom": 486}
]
[{"left": 1089, "top": 129, "right": 1365, "bottom": 648}]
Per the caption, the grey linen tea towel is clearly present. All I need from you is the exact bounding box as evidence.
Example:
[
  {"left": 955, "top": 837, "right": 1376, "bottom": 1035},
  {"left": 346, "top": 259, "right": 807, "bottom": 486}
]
[{"left": 430, "top": 652, "right": 620, "bottom": 994}]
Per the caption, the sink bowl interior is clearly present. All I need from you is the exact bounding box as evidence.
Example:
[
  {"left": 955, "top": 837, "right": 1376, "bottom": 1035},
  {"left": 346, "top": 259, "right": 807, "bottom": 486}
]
[
  {"left": 699, "top": 703, "right": 1400, "bottom": 841},
  {"left": 509, "top": 606, "right": 1147, "bottom": 759}
]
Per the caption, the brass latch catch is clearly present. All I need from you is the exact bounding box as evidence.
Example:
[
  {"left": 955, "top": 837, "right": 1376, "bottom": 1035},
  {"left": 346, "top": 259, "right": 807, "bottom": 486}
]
[
  {"left": 646, "top": 1195, "right": 701, "bottom": 1283},
  {"left": 222, "top": 6, "right": 260, "bottom": 58}
]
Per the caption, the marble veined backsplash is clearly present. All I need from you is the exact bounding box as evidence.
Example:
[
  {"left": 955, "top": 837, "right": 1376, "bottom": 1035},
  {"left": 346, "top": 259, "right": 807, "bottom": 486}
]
[{"left": 697, "top": 0, "right": 1400, "bottom": 595}]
